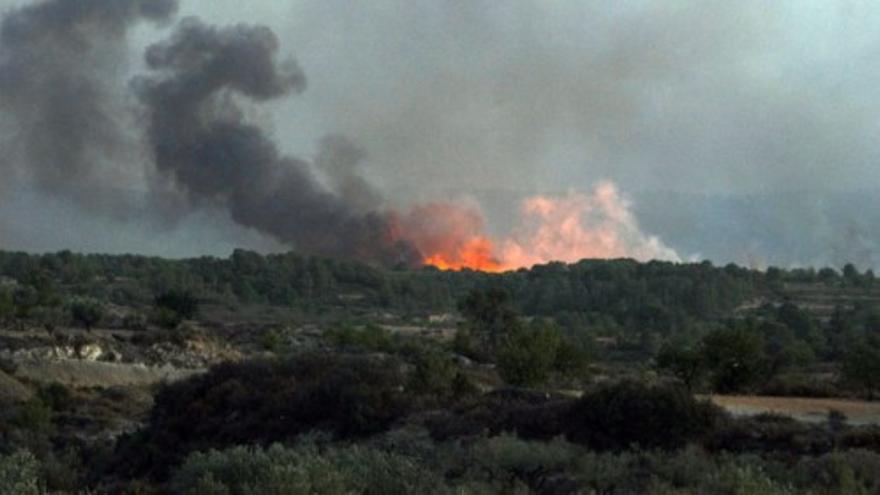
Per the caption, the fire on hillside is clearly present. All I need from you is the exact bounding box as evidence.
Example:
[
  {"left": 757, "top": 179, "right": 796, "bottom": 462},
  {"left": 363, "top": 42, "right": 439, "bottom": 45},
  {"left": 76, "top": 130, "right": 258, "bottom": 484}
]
[{"left": 393, "top": 181, "right": 680, "bottom": 272}]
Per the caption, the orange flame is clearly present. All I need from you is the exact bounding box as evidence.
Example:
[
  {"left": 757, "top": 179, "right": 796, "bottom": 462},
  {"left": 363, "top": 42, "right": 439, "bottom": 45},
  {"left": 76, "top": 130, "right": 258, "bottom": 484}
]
[
  {"left": 422, "top": 236, "right": 505, "bottom": 272},
  {"left": 398, "top": 182, "right": 680, "bottom": 272},
  {"left": 391, "top": 202, "right": 507, "bottom": 272}
]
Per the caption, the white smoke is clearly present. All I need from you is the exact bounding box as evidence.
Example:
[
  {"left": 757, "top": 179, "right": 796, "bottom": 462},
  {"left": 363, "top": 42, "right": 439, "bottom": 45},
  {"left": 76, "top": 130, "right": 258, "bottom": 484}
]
[{"left": 500, "top": 181, "right": 680, "bottom": 268}]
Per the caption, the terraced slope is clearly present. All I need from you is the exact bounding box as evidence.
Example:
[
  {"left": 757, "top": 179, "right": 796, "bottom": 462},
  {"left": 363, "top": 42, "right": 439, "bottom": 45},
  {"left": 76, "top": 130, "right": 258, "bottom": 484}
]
[{"left": 780, "top": 282, "right": 880, "bottom": 322}]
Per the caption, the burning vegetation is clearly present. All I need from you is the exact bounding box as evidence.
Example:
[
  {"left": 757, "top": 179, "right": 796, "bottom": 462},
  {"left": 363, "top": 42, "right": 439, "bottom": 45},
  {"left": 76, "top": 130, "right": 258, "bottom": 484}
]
[{"left": 397, "top": 182, "right": 679, "bottom": 272}]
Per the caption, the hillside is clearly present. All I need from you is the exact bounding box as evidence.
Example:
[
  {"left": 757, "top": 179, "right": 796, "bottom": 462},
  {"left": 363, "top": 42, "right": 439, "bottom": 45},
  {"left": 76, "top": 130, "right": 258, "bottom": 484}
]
[{"left": 0, "top": 250, "right": 879, "bottom": 492}]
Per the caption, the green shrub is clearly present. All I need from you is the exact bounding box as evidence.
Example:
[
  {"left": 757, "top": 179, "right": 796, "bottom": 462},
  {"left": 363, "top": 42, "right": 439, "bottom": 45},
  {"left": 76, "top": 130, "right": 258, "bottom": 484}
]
[
  {"left": 0, "top": 356, "right": 17, "bottom": 375},
  {"left": 655, "top": 343, "right": 705, "bottom": 391},
  {"left": 451, "top": 327, "right": 486, "bottom": 362},
  {"left": 260, "top": 328, "right": 285, "bottom": 353},
  {"left": 464, "top": 434, "right": 578, "bottom": 489},
  {"left": 791, "top": 450, "right": 880, "bottom": 494},
  {"left": 459, "top": 287, "right": 521, "bottom": 355},
  {"left": 12, "top": 398, "right": 53, "bottom": 434},
  {"left": 112, "top": 354, "right": 415, "bottom": 480},
  {"left": 842, "top": 336, "right": 880, "bottom": 399},
  {"left": 407, "top": 349, "right": 459, "bottom": 398},
  {"left": 553, "top": 337, "right": 592, "bottom": 382},
  {"left": 496, "top": 321, "right": 591, "bottom": 387},
  {"left": 706, "top": 414, "right": 831, "bottom": 455},
  {"left": 122, "top": 313, "right": 148, "bottom": 331},
  {"left": 32, "top": 307, "right": 66, "bottom": 333},
  {"left": 172, "top": 443, "right": 347, "bottom": 495},
  {"left": 331, "top": 444, "right": 451, "bottom": 495},
  {"left": 571, "top": 450, "right": 643, "bottom": 494},
  {"left": 566, "top": 381, "right": 720, "bottom": 451},
  {"left": 0, "top": 450, "right": 42, "bottom": 495},
  {"left": 644, "top": 445, "right": 718, "bottom": 489},
  {"left": 149, "top": 306, "right": 182, "bottom": 330},
  {"left": 497, "top": 324, "right": 562, "bottom": 387},
  {"left": 0, "top": 288, "right": 14, "bottom": 323},
  {"left": 324, "top": 324, "right": 395, "bottom": 352},
  {"left": 153, "top": 290, "right": 199, "bottom": 320},
  {"left": 700, "top": 464, "right": 795, "bottom": 495},
  {"left": 172, "top": 442, "right": 450, "bottom": 495},
  {"left": 702, "top": 327, "right": 769, "bottom": 393},
  {"left": 69, "top": 298, "right": 103, "bottom": 331},
  {"left": 36, "top": 382, "right": 73, "bottom": 412},
  {"left": 424, "top": 389, "right": 570, "bottom": 442},
  {"left": 41, "top": 447, "right": 85, "bottom": 493},
  {"left": 839, "top": 426, "right": 880, "bottom": 452}
]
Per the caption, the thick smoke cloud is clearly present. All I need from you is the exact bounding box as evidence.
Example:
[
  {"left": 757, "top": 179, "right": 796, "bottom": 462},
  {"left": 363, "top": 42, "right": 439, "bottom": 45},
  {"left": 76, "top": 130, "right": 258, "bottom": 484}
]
[
  {"left": 271, "top": 0, "right": 880, "bottom": 269},
  {"left": 136, "top": 18, "right": 416, "bottom": 264},
  {"left": 0, "top": 0, "right": 415, "bottom": 262},
  {"left": 1, "top": 0, "right": 879, "bottom": 269},
  {"left": 0, "top": 0, "right": 177, "bottom": 212}
]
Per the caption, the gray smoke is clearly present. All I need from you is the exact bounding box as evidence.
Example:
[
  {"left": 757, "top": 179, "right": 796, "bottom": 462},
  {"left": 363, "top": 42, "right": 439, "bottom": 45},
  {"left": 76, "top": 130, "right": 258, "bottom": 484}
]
[
  {"left": 136, "top": 18, "right": 416, "bottom": 264},
  {"left": 267, "top": 0, "right": 880, "bottom": 270},
  {"left": 0, "top": 0, "right": 177, "bottom": 212},
  {"left": 2, "top": 0, "right": 879, "bottom": 269},
  {"left": 315, "top": 134, "right": 382, "bottom": 212}
]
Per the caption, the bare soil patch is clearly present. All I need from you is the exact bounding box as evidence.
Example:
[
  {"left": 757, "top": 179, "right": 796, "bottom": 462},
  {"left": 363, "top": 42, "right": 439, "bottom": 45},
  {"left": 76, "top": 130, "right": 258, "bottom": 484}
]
[{"left": 710, "top": 395, "right": 880, "bottom": 425}]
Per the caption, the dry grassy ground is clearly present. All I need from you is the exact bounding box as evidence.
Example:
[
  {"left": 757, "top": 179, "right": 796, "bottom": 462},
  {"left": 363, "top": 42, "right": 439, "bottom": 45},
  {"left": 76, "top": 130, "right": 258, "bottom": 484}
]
[
  {"left": 710, "top": 395, "right": 880, "bottom": 425},
  {"left": 14, "top": 359, "right": 202, "bottom": 388}
]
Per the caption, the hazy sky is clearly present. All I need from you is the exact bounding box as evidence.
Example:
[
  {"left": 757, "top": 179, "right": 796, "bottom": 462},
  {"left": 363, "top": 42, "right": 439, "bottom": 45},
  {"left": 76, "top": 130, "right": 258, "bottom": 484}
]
[
  {"left": 151, "top": 0, "right": 880, "bottom": 197},
  {"left": 1, "top": 0, "right": 879, "bottom": 266}
]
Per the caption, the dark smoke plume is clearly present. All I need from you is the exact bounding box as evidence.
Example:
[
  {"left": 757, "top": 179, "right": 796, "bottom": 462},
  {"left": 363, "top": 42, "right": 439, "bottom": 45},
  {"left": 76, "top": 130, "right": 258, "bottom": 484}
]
[
  {"left": 137, "top": 18, "right": 417, "bottom": 264},
  {"left": 0, "top": 0, "right": 178, "bottom": 211}
]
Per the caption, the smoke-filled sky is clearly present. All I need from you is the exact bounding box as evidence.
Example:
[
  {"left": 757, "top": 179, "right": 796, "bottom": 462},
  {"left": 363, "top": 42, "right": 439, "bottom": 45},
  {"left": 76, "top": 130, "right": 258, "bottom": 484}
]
[{"left": 1, "top": 0, "right": 879, "bottom": 269}]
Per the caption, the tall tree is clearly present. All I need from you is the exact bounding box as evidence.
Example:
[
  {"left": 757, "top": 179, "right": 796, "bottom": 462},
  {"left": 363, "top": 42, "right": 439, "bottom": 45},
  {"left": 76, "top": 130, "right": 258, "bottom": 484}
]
[
  {"left": 70, "top": 300, "right": 103, "bottom": 332},
  {"left": 701, "top": 327, "right": 768, "bottom": 394},
  {"left": 842, "top": 335, "right": 880, "bottom": 399},
  {"left": 459, "top": 288, "right": 521, "bottom": 352}
]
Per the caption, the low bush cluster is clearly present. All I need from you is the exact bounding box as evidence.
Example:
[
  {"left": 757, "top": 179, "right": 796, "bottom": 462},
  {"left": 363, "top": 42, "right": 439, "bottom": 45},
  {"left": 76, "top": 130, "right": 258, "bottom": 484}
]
[
  {"left": 425, "top": 388, "right": 570, "bottom": 441},
  {"left": 0, "top": 451, "right": 42, "bottom": 495},
  {"left": 323, "top": 324, "right": 396, "bottom": 353},
  {"left": 706, "top": 413, "right": 833, "bottom": 456},
  {"left": 172, "top": 441, "right": 451, "bottom": 495},
  {"left": 566, "top": 380, "right": 721, "bottom": 451},
  {"left": 112, "top": 353, "right": 415, "bottom": 479}
]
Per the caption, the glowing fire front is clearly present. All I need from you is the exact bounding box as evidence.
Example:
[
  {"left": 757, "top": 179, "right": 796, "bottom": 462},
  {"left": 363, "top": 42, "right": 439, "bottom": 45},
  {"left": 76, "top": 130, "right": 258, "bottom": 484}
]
[
  {"left": 392, "top": 202, "right": 506, "bottom": 272},
  {"left": 423, "top": 236, "right": 504, "bottom": 272},
  {"left": 396, "top": 181, "right": 679, "bottom": 272}
]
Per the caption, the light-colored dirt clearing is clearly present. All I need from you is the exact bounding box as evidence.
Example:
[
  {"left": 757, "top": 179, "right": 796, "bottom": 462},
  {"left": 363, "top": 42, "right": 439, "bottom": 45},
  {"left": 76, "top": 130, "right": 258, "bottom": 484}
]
[
  {"left": 709, "top": 395, "right": 880, "bottom": 425},
  {"left": 14, "top": 359, "right": 202, "bottom": 388}
]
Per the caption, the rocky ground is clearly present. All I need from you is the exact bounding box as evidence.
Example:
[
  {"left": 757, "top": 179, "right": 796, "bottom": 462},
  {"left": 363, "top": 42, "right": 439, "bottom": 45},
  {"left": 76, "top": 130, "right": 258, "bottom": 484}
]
[
  {"left": 0, "top": 330, "right": 231, "bottom": 386},
  {"left": 0, "top": 322, "right": 252, "bottom": 443}
]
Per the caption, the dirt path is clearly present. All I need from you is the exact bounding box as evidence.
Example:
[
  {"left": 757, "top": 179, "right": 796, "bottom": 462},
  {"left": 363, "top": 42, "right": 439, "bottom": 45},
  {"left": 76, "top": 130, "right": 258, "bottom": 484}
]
[{"left": 709, "top": 395, "right": 880, "bottom": 425}]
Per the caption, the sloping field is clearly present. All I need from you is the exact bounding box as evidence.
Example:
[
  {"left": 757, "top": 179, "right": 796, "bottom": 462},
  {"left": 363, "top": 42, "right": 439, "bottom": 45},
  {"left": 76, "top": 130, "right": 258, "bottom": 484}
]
[{"left": 711, "top": 395, "right": 880, "bottom": 425}]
